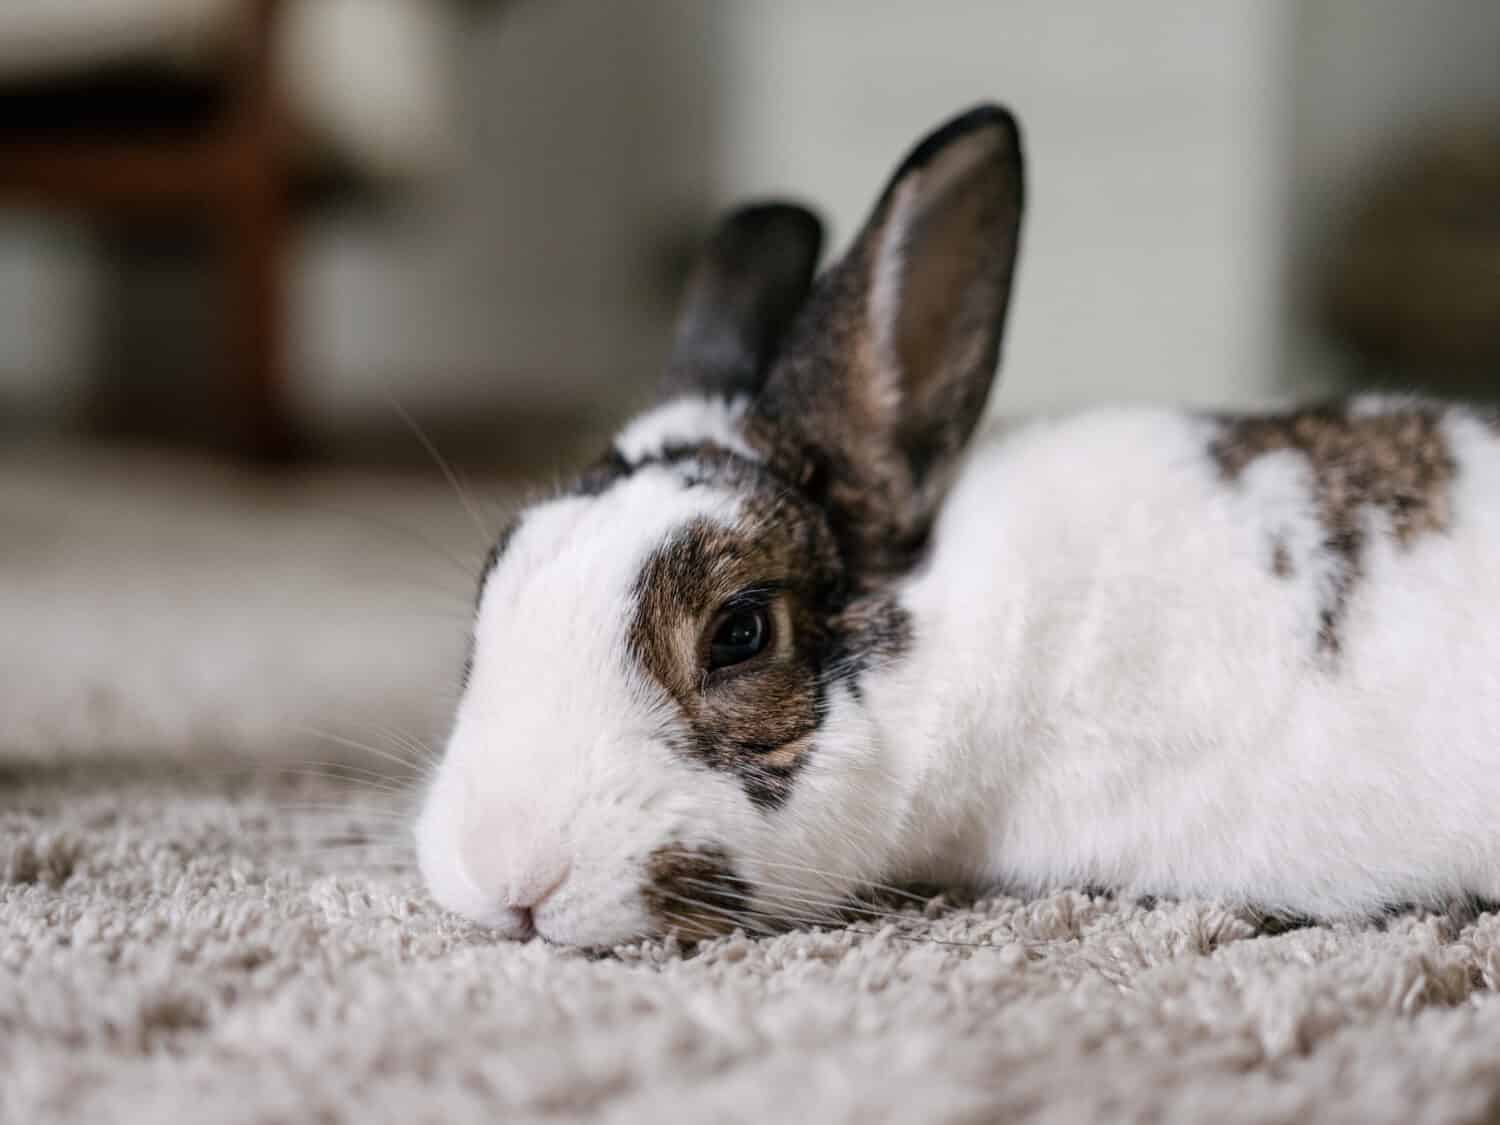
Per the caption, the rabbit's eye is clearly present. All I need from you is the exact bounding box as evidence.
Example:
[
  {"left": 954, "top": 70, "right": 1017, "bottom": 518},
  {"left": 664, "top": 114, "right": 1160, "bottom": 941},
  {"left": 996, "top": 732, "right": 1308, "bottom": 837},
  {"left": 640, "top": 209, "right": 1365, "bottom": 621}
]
[{"left": 708, "top": 606, "right": 771, "bottom": 671}]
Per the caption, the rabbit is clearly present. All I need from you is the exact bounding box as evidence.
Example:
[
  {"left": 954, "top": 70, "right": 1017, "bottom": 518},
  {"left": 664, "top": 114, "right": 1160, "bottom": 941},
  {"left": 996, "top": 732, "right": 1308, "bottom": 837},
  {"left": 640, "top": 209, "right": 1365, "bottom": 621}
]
[{"left": 414, "top": 103, "right": 1500, "bottom": 948}]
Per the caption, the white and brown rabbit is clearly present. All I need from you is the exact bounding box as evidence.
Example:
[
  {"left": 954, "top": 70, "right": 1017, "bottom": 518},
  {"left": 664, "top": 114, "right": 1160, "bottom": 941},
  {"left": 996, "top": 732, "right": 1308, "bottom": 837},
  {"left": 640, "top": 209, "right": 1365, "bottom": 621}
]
[{"left": 415, "top": 105, "right": 1500, "bottom": 948}]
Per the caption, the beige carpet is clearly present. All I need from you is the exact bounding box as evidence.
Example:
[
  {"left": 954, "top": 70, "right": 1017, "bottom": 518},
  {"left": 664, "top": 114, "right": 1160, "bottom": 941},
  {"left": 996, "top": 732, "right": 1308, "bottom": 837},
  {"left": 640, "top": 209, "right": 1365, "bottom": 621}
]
[{"left": 6, "top": 447, "right": 1500, "bottom": 1125}]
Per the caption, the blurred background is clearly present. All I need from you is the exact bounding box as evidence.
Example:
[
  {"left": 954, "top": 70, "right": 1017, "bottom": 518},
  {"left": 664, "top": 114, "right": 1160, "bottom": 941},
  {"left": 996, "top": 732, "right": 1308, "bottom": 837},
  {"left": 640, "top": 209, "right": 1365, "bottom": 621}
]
[{"left": 1, "top": 0, "right": 1498, "bottom": 763}]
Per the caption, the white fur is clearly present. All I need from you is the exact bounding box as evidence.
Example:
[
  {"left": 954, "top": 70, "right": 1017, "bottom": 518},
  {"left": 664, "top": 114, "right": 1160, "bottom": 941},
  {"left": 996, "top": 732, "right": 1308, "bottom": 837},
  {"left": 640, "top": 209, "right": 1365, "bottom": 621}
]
[
  {"left": 614, "top": 395, "right": 759, "bottom": 464},
  {"left": 864, "top": 403, "right": 1500, "bottom": 916}
]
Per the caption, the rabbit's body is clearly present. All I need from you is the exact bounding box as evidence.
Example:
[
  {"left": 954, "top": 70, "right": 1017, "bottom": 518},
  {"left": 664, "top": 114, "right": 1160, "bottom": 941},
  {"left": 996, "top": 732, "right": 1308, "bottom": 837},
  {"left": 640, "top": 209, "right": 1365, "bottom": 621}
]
[
  {"left": 865, "top": 400, "right": 1500, "bottom": 917},
  {"left": 416, "top": 105, "right": 1500, "bottom": 947}
]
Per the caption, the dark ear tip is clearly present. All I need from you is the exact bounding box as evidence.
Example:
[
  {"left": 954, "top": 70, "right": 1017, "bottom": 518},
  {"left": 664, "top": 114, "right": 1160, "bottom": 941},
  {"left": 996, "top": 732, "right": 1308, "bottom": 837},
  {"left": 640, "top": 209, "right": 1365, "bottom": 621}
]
[
  {"left": 891, "top": 103, "right": 1024, "bottom": 184},
  {"left": 716, "top": 201, "right": 825, "bottom": 265}
]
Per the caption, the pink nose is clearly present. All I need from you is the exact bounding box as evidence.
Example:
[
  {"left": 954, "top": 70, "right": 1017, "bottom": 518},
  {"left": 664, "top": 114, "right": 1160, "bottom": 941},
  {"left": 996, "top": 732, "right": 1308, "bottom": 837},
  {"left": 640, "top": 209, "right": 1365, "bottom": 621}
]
[
  {"left": 503, "top": 862, "right": 571, "bottom": 912},
  {"left": 460, "top": 827, "right": 572, "bottom": 924}
]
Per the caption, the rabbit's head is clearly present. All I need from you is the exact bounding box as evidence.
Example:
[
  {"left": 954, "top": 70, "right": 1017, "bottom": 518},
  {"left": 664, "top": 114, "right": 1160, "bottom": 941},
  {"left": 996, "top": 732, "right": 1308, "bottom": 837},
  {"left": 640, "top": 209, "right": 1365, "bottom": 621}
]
[{"left": 416, "top": 105, "right": 1025, "bottom": 947}]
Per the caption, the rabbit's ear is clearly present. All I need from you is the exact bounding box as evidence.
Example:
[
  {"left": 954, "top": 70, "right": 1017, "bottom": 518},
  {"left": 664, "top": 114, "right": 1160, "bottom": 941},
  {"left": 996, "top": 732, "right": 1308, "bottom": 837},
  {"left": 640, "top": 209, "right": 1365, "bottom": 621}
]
[
  {"left": 660, "top": 203, "right": 825, "bottom": 401},
  {"left": 749, "top": 105, "right": 1025, "bottom": 574}
]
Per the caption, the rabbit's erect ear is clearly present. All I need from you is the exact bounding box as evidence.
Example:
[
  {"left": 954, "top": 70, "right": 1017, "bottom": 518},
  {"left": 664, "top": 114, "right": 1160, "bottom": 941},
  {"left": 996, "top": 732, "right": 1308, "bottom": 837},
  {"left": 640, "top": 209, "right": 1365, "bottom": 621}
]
[
  {"left": 659, "top": 203, "right": 825, "bottom": 401},
  {"left": 749, "top": 105, "right": 1025, "bottom": 574}
]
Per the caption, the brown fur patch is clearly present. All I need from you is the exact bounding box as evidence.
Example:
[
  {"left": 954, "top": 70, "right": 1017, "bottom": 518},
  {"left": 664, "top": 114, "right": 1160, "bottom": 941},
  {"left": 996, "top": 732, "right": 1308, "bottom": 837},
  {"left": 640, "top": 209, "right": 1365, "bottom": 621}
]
[
  {"left": 831, "top": 592, "right": 914, "bottom": 687},
  {"left": 1270, "top": 537, "right": 1295, "bottom": 579},
  {"left": 1210, "top": 403, "right": 1456, "bottom": 655},
  {"left": 642, "top": 844, "right": 748, "bottom": 939},
  {"left": 629, "top": 471, "right": 845, "bottom": 810},
  {"left": 586, "top": 437, "right": 913, "bottom": 810},
  {"left": 574, "top": 447, "right": 633, "bottom": 496}
]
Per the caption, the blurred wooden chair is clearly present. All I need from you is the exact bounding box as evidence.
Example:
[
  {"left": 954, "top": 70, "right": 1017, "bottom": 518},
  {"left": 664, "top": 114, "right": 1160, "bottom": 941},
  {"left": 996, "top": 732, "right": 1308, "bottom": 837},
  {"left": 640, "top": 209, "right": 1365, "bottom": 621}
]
[
  {"left": 0, "top": 0, "right": 296, "bottom": 458},
  {"left": 0, "top": 0, "right": 465, "bottom": 460}
]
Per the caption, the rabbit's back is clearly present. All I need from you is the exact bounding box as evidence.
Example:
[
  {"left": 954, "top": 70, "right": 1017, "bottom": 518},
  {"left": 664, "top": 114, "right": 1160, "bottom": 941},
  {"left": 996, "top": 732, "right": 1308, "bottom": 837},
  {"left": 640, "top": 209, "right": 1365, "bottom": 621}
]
[{"left": 879, "top": 397, "right": 1500, "bottom": 917}]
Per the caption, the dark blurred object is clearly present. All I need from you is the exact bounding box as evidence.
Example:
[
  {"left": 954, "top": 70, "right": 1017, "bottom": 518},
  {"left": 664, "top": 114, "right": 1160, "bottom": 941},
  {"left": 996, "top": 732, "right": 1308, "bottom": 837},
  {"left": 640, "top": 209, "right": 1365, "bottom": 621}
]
[
  {"left": 1319, "top": 120, "right": 1500, "bottom": 393},
  {"left": 0, "top": 0, "right": 294, "bottom": 460}
]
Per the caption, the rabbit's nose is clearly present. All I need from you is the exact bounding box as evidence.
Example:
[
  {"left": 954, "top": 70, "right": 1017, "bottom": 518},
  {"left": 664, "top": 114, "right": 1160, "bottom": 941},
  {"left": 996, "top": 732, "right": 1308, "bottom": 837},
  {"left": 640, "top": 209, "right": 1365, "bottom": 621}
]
[
  {"left": 501, "top": 867, "right": 570, "bottom": 939},
  {"left": 504, "top": 863, "right": 571, "bottom": 913},
  {"left": 460, "top": 825, "right": 571, "bottom": 931}
]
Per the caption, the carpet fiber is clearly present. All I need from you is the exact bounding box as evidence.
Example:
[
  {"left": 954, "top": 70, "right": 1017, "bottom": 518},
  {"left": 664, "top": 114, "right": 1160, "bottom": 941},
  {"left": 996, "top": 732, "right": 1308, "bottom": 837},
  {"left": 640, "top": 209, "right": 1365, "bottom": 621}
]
[{"left": 6, "top": 449, "right": 1500, "bottom": 1124}]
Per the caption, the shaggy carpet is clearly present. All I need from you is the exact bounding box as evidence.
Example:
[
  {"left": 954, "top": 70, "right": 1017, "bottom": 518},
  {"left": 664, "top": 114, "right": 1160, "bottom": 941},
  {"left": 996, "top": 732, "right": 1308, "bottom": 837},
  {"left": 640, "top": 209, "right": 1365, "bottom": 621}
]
[{"left": 6, "top": 448, "right": 1500, "bottom": 1125}]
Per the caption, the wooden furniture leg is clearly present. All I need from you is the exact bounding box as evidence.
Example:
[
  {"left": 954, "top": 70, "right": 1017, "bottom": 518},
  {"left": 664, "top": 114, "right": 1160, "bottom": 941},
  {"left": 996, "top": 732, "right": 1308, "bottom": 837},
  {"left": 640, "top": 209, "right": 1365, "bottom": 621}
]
[
  {"left": 0, "top": 0, "right": 296, "bottom": 461},
  {"left": 225, "top": 156, "right": 291, "bottom": 459},
  {"left": 224, "top": 0, "right": 295, "bottom": 460}
]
